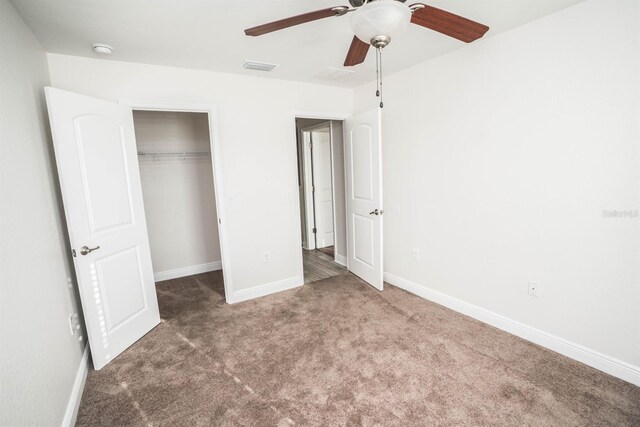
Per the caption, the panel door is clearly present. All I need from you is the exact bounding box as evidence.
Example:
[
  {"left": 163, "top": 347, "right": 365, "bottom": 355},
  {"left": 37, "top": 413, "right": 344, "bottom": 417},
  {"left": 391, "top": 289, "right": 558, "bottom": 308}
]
[
  {"left": 45, "top": 87, "right": 160, "bottom": 369},
  {"left": 311, "top": 129, "right": 335, "bottom": 248},
  {"left": 345, "top": 109, "right": 383, "bottom": 290}
]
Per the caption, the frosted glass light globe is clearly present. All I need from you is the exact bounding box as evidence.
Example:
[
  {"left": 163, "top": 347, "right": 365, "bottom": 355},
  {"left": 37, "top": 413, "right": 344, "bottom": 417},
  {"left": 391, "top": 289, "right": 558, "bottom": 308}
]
[{"left": 350, "top": 0, "right": 411, "bottom": 45}]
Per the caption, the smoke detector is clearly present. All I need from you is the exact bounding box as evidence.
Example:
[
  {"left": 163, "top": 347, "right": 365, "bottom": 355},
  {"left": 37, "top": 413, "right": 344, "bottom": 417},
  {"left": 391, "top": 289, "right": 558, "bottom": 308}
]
[{"left": 92, "top": 43, "right": 114, "bottom": 55}]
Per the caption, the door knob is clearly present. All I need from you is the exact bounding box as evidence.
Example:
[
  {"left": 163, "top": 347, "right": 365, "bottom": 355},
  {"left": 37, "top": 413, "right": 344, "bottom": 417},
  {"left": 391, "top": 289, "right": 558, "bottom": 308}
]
[
  {"left": 369, "top": 209, "right": 384, "bottom": 216},
  {"left": 80, "top": 245, "right": 100, "bottom": 256}
]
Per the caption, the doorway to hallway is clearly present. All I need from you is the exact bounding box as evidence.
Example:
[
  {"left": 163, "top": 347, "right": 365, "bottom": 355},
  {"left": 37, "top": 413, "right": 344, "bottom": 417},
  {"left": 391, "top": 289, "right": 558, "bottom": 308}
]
[{"left": 295, "top": 117, "right": 347, "bottom": 283}]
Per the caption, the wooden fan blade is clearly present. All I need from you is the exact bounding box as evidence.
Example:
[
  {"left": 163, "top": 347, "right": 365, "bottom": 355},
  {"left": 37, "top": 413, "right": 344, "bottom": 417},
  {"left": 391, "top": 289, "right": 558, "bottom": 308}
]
[
  {"left": 411, "top": 5, "right": 489, "bottom": 43},
  {"left": 245, "top": 7, "right": 342, "bottom": 36},
  {"left": 344, "top": 36, "right": 370, "bottom": 66}
]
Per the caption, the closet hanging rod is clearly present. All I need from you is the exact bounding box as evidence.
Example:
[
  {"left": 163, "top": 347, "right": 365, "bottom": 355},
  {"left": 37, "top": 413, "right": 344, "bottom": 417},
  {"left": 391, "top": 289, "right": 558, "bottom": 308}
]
[{"left": 137, "top": 151, "right": 211, "bottom": 157}]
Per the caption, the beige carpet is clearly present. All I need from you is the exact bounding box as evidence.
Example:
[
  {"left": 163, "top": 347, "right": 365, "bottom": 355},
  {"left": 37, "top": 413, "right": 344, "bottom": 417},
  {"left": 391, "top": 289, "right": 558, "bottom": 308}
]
[{"left": 76, "top": 271, "right": 640, "bottom": 426}]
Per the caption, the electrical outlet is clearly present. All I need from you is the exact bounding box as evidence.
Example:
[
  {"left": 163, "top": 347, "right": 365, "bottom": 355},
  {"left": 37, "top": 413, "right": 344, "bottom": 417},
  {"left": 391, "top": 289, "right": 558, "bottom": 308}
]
[
  {"left": 528, "top": 281, "right": 539, "bottom": 297},
  {"left": 68, "top": 312, "right": 80, "bottom": 335},
  {"left": 412, "top": 248, "right": 420, "bottom": 262},
  {"left": 68, "top": 314, "right": 75, "bottom": 335},
  {"left": 263, "top": 251, "right": 270, "bottom": 263}
]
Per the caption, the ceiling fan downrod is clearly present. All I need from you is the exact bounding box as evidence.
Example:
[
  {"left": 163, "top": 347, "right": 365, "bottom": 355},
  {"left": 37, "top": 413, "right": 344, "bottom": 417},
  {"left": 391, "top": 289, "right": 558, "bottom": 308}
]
[{"left": 375, "top": 46, "right": 384, "bottom": 108}]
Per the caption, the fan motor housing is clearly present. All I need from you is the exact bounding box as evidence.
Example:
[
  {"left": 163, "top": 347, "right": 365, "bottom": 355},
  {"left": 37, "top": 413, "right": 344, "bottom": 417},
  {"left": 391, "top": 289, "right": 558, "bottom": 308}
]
[{"left": 349, "top": 0, "right": 407, "bottom": 6}]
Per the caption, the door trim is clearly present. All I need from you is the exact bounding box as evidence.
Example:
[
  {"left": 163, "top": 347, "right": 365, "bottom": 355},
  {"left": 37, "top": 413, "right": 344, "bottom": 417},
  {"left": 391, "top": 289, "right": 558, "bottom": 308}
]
[
  {"left": 119, "top": 99, "right": 233, "bottom": 303},
  {"left": 300, "top": 128, "right": 316, "bottom": 250},
  {"left": 329, "top": 121, "right": 342, "bottom": 265},
  {"left": 300, "top": 121, "right": 332, "bottom": 251},
  {"left": 291, "top": 110, "right": 350, "bottom": 282}
]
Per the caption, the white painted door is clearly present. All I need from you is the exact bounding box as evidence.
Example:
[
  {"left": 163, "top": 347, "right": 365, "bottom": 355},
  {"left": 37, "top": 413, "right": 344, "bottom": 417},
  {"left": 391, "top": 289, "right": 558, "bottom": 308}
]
[
  {"left": 311, "top": 129, "right": 334, "bottom": 248},
  {"left": 302, "top": 131, "right": 316, "bottom": 250},
  {"left": 45, "top": 87, "right": 160, "bottom": 370},
  {"left": 345, "top": 109, "right": 383, "bottom": 290}
]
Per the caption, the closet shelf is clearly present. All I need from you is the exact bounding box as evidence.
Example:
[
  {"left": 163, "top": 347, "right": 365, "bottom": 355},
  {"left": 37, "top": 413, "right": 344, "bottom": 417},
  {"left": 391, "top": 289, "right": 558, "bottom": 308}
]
[{"left": 137, "top": 151, "right": 211, "bottom": 157}]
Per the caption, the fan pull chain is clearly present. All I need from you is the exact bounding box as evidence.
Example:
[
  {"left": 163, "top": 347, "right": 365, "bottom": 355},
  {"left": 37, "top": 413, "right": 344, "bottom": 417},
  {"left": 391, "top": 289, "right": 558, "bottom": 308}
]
[{"left": 375, "top": 47, "right": 384, "bottom": 109}]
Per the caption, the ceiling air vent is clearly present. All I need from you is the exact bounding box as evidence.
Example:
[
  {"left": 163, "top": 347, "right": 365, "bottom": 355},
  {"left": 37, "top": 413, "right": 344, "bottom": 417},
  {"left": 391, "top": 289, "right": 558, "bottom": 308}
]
[{"left": 242, "top": 60, "right": 279, "bottom": 72}]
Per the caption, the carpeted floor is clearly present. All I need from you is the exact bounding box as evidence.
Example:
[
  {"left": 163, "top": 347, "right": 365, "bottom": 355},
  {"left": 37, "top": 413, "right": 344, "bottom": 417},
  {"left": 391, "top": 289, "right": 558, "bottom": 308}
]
[{"left": 76, "top": 271, "right": 640, "bottom": 426}]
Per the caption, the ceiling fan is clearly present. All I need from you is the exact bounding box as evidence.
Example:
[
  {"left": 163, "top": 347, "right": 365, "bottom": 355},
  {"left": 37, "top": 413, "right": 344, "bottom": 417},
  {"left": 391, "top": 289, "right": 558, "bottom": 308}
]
[{"left": 244, "top": 0, "right": 490, "bottom": 67}]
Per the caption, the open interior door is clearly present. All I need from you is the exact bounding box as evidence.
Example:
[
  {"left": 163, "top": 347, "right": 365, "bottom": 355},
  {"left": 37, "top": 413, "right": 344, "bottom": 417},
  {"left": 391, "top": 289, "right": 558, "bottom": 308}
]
[
  {"left": 345, "top": 108, "right": 383, "bottom": 290},
  {"left": 45, "top": 87, "right": 160, "bottom": 369},
  {"left": 310, "top": 128, "right": 335, "bottom": 249}
]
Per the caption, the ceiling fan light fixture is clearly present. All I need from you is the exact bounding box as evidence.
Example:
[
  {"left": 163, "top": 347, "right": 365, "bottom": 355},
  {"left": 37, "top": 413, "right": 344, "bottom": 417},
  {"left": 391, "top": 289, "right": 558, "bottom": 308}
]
[
  {"left": 243, "top": 0, "right": 489, "bottom": 108},
  {"left": 350, "top": 0, "right": 411, "bottom": 47}
]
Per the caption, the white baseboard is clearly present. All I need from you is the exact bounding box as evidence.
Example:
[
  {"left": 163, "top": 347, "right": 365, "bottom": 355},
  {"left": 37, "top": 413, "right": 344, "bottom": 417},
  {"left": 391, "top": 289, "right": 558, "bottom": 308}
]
[
  {"left": 384, "top": 272, "right": 640, "bottom": 387},
  {"left": 228, "top": 275, "right": 302, "bottom": 304},
  {"left": 154, "top": 261, "right": 222, "bottom": 282},
  {"left": 61, "top": 345, "right": 89, "bottom": 427},
  {"left": 334, "top": 254, "right": 347, "bottom": 267}
]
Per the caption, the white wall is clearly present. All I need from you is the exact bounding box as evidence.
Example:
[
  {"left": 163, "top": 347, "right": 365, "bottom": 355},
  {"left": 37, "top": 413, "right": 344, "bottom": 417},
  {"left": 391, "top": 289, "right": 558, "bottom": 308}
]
[
  {"left": 355, "top": 0, "right": 640, "bottom": 372},
  {"left": 133, "top": 111, "right": 221, "bottom": 279},
  {"left": 47, "top": 54, "right": 353, "bottom": 299},
  {"left": 0, "top": 0, "right": 86, "bottom": 424}
]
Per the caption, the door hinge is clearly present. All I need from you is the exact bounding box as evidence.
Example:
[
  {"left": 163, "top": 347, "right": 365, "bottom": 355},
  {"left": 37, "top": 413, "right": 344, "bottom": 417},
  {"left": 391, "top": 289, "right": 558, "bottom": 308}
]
[
  {"left": 313, "top": 228, "right": 317, "bottom": 234},
  {"left": 72, "top": 248, "right": 77, "bottom": 258},
  {"left": 312, "top": 185, "right": 315, "bottom": 193},
  {"left": 309, "top": 141, "right": 313, "bottom": 150}
]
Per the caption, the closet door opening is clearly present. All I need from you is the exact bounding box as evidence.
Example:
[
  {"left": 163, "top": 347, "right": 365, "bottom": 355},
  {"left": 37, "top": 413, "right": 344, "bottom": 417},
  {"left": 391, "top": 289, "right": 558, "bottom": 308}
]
[
  {"left": 295, "top": 118, "right": 348, "bottom": 284},
  {"left": 132, "top": 110, "right": 226, "bottom": 300}
]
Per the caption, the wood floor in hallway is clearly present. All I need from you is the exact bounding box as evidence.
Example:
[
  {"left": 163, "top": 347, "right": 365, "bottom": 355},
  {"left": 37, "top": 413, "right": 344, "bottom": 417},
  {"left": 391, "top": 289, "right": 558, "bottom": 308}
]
[{"left": 302, "top": 248, "right": 346, "bottom": 284}]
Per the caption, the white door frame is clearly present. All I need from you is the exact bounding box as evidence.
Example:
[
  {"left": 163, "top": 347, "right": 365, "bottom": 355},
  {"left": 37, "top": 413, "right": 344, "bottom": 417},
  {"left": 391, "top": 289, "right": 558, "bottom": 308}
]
[
  {"left": 328, "top": 120, "right": 346, "bottom": 266},
  {"left": 120, "top": 99, "right": 233, "bottom": 303},
  {"left": 300, "top": 121, "right": 332, "bottom": 251},
  {"left": 291, "top": 110, "right": 349, "bottom": 278},
  {"left": 300, "top": 129, "right": 315, "bottom": 250}
]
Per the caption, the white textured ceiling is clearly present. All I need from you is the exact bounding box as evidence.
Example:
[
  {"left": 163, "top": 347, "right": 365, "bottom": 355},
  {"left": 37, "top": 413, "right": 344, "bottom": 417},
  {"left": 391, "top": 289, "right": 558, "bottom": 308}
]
[{"left": 11, "top": 0, "right": 584, "bottom": 87}]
